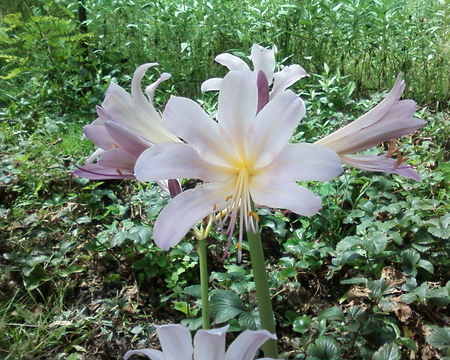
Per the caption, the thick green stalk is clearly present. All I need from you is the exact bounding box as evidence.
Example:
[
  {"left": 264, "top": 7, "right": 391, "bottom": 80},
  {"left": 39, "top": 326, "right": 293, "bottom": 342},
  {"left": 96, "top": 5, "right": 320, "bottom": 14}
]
[
  {"left": 247, "top": 228, "right": 278, "bottom": 358},
  {"left": 198, "top": 239, "right": 210, "bottom": 329}
]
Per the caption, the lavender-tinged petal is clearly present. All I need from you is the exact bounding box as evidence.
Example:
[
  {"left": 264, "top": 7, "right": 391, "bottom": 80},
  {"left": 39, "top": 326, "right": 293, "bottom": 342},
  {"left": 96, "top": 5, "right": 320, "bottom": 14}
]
[
  {"left": 162, "top": 96, "right": 235, "bottom": 167},
  {"left": 341, "top": 154, "right": 421, "bottom": 180},
  {"left": 249, "top": 90, "right": 305, "bottom": 168},
  {"left": 256, "top": 70, "right": 269, "bottom": 113},
  {"left": 257, "top": 144, "right": 342, "bottom": 181},
  {"left": 85, "top": 148, "right": 104, "bottom": 164},
  {"left": 145, "top": 72, "right": 171, "bottom": 102},
  {"left": 217, "top": 71, "right": 258, "bottom": 154},
  {"left": 215, "top": 53, "right": 250, "bottom": 71},
  {"left": 152, "top": 183, "right": 231, "bottom": 250},
  {"left": 156, "top": 324, "right": 193, "bottom": 360},
  {"left": 193, "top": 326, "right": 229, "bottom": 360},
  {"left": 270, "top": 64, "right": 308, "bottom": 99},
  {"left": 225, "top": 330, "right": 276, "bottom": 360},
  {"left": 123, "top": 349, "right": 165, "bottom": 360},
  {"left": 135, "top": 142, "right": 232, "bottom": 183},
  {"left": 201, "top": 78, "right": 223, "bottom": 92},
  {"left": 250, "top": 179, "right": 323, "bottom": 217},
  {"left": 104, "top": 120, "right": 153, "bottom": 158},
  {"left": 83, "top": 123, "right": 116, "bottom": 150},
  {"left": 251, "top": 44, "right": 275, "bottom": 85}
]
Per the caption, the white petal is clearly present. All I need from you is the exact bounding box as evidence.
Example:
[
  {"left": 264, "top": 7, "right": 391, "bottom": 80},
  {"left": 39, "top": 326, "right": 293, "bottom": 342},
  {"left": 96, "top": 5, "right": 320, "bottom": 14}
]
[
  {"left": 145, "top": 72, "right": 171, "bottom": 102},
  {"left": 135, "top": 142, "right": 232, "bottom": 183},
  {"left": 215, "top": 53, "right": 250, "bottom": 71},
  {"left": 193, "top": 326, "right": 229, "bottom": 360},
  {"left": 201, "top": 78, "right": 223, "bottom": 92},
  {"left": 105, "top": 120, "right": 152, "bottom": 158},
  {"left": 123, "top": 349, "right": 165, "bottom": 360},
  {"left": 225, "top": 330, "right": 276, "bottom": 360},
  {"left": 156, "top": 324, "right": 193, "bottom": 360},
  {"left": 83, "top": 123, "right": 116, "bottom": 150},
  {"left": 250, "top": 178, "right": 323, "bottom": 216},
  {"left": 162, "top": 96, "right": 235, "bottom": 166},
  {"left": 249, "top": 90, "right": 305, "bottom": 168},
  {"left": 153, "top": 183, "right": 231, "bottom": 249},
  {"left": 316, "top": 75, "right": 425, "bottom": 154},
  {"left": 217, "top": 71, "right": 258, "bottom": 157},
  {"left": 341, "top": 154, "right": 421, "bottom": 180},
  {"left": 251, "top": 44, "right": 275, "bottom": 84},
  {"left": 270, "top": 64, "right": 308, "bottom": 99},
  {"left": 256, "top": 144, "right": 342, "bottom": 181}
]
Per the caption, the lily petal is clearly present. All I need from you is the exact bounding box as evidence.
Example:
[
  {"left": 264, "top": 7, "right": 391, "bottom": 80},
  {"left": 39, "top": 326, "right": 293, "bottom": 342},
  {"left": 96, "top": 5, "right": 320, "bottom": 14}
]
[
  {"left": 193, "top": 326, "right": 229, "bottom": 360},
  {"left": 104, "top": 120, "right": 153, "bottom": 158},
  {"left": 257, "top": 144, "right": 342, "bottom": 181},
  {"left": 152, "top": 183, "right": 230, "bottom": 249},
  {"left": 135, "top": 142, "right": 232, "bottom": 183},
  {"left": 249, "top": 90, "right": 305, "bottom": 168},
  {"left": 225, "top": 330, "right": 276, "bottom": 360},
  {"left": 215, "top": 53, "right": 250, "bottom": 71},
  {"left": 83, "top": 123, "right": 116, "bottom": 150},
  {"left": 270, "top": 64, "right": 308, "bottom": 100},
  {"left": 251, "top": 44, "right": 275, "bottom": 84},
  {"left": 123, "top": 349, "right": 165, "bottom": 360},
  {"left": 218, "top": 71, "right": 258, "bottom": 154},
  {"left": 340, "top": 154, "right": 421, "bottom": 180},
  {"left": 156, "top": 324, "right": 193, "bottom": 360},
  {"left": 201, "top": 77, "right": 223, "bottom": 92},
  {"left": 250, "top": 178, "right": 323, "bottom": 216},
  {"left": 145, "top": 72, "right": 171, "bottom": 102}
]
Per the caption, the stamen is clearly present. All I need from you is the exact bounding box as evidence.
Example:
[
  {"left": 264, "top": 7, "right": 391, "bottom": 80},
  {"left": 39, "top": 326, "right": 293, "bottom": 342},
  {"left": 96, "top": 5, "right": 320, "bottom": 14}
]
[
  {"left": 248, "top": 211, "right": 260, "bottom": 222},
  {"left": 226, "top": 195, "right": 233, "bottom": 201}
]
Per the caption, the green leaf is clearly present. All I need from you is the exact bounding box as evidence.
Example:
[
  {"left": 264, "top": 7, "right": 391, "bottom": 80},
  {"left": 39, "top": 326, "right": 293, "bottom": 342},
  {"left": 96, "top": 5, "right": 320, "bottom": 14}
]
[
  {"left": 58, "top": 265, "right": 85, "bottom": 277},
  {"left": 210, "top": 290, "right": 245, "bottom": 324},
  {"left": 239, "top": 309, "right": 260, "bottom": 330},
  {"left": 307, "top": 336, "right": 340, "bottom": 360},
  {"left": 372, "top": 343, "right": 401, "bottom": 360},
  {"left": 365, "top": 232, "right": 388, "bottom": 255},
  {"left": 293, "top": 316, "right": 312, "bottom": 333},
  {"left": 317, "top": 306, "right": 344, "bottom": 321},
  {"left": 426, "top": 326, "right": 450, "bottom": 349}
]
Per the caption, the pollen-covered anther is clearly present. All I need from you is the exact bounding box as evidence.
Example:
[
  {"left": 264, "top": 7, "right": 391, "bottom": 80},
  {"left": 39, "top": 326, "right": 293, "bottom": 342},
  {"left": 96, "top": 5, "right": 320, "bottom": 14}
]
[
  {"left": 212, "top": 204, "right": 217, "bottom": 211},
  {"left": 225, "top": 195, "right": 233, "bottom": 201},
  {"left": 248, "top": 210, "right": 260, "bottom": 222},
  {"left": 235, "top": 242, "right": 243, "bottom": 251}
]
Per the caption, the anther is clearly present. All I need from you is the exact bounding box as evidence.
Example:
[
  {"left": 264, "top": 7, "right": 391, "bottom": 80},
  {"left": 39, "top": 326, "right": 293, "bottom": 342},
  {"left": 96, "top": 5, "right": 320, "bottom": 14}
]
[
  {"left": 225, "top": 195, "right": 233, "bottom": 201},
  {"left": 248, "top": 211, "right": 260, "bottom": 222}
]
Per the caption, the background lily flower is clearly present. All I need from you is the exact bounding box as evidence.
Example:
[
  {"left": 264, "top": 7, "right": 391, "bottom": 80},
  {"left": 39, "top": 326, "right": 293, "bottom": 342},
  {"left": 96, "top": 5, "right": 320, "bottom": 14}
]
[
  {"left": 315, "top": 75, "right": 426, "bottom": 180},
  {"left": 135, "top": 71, "right": 342, "bottom": 251},
  {"left": 124, "top": 324, "right": 277, "bottom": 360},
  {"left": 201, "top": 44, "right": 308, "bottom": 100},
  {"left": 74, "top": 63, "right": 179, "bottom": 181}
]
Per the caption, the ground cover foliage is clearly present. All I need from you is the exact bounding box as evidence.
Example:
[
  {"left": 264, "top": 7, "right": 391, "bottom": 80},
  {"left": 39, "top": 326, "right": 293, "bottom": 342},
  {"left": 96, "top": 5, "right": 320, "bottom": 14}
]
[{"left": 0, "top": 0, "right": 449, "bottom": 359}]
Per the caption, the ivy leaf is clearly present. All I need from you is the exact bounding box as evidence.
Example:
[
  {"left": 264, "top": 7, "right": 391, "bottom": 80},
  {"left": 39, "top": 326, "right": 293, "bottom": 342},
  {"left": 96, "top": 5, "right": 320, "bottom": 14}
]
[
  {"left": 210, "top": 290, "right": 245, "bottom": 324},
  {"left": 372, "top": 343, "right": 401, "bottom": 360}
]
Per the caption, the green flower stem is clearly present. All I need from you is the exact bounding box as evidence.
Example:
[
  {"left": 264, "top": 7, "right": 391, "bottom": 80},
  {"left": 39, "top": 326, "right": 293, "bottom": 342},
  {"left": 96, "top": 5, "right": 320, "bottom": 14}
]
[
  {"left": 198, "top": 239, "right": 210, "bottom": 329},
  {"left": 247, "top": 227, "right": 278, "bottom": 358}
]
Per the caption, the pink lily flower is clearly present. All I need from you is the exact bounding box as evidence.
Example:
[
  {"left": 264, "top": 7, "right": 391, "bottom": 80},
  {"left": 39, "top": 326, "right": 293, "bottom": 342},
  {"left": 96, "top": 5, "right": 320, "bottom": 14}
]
[
  {"left": 124, "top": 324, "right": 277, "bottom": 360},
  {"left": 74, "top": 63, "right": 179, "bottom": 181},
  {"left": 201, "top": 44, "right": 308, "bottom": 101},
  {"left": 135, "top": 71, "right": 342, "bottom": 251},
  {"left": 315, "top": 75, "right": 426, "bottom": 180}
]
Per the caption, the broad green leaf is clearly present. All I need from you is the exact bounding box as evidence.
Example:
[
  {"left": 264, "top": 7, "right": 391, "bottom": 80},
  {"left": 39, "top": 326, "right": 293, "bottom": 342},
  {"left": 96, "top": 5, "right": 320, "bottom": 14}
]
[
  {"left": 293, "top": 316, "right": 312, "bottom": 333},
  {"left": 372, "top": 343, "right": 400, "bottom": 360},
  {"left": 425, "top": 326, "right": 450, "bottom": 349},
  {"left": 210, "top": 290, "right": 245, "bottom": 323},
  {"left": 307, "top": 336, "right": 340, "bottom": 360},
  {"left": 318, "top": 306, "right": 344, "bottom": 321},
  {"left": 239, "top": 309, "right": 260, "bottom": 330}
]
